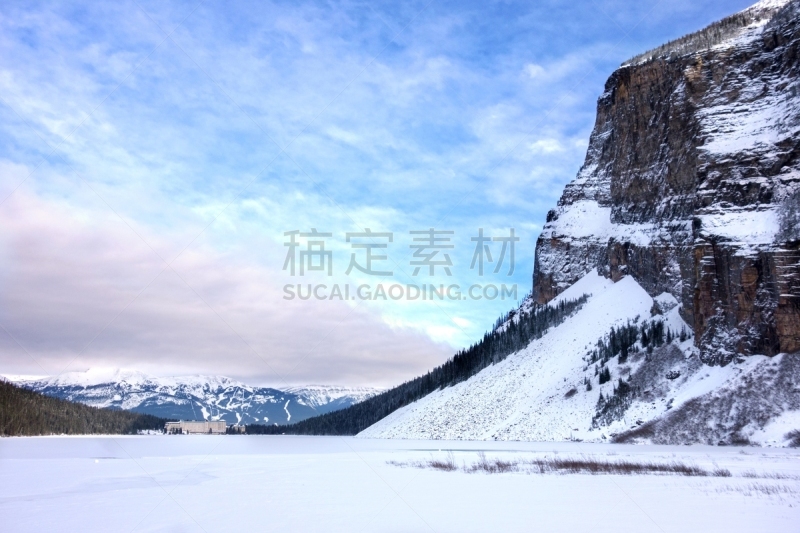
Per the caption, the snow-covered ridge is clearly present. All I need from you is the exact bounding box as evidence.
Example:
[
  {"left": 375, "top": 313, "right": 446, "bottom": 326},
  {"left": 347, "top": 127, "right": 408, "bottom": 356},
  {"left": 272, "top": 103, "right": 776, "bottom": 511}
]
[
  {"left": 8, "top": 368, "right": 246, "bottom": 390},
  {"left": 622, "top": 0, "right": 792, "bottom": 67},
  {"left": 286, "top": 385, "right": 379, "bottom": 407},
  {"left": 3, "top": 370, "right": 380, "bottom": 426}
]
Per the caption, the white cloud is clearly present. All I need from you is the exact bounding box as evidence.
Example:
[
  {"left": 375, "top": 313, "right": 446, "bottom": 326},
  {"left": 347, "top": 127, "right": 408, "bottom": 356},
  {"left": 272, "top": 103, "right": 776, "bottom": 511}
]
[
  {"left": 530, "top": 138, "right": 565, "bottom": 154},
  {"left": 524, "top": 63, "right": 546, "bottom": 79},
  {"left": 452, "top": 316, "right": 472, "bottom": 329}
]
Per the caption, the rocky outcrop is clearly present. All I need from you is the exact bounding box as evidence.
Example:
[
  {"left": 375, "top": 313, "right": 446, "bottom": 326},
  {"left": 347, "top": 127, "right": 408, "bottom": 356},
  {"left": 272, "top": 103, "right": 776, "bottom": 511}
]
[{"left": 533, "top": 0, "right": 800, "bottom": 364}]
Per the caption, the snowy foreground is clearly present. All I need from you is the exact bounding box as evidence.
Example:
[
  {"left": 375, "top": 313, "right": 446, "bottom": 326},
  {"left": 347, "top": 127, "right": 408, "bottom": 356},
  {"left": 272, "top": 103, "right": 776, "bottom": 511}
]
[{"left": 1, "top": 436, "right": 799, "bottom": 532}]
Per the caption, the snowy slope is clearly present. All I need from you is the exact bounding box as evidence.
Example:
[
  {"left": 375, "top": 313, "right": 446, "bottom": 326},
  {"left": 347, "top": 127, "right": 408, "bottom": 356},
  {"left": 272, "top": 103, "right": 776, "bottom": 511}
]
[
  {"left": 3, "top": 370, "right": 380, "bottom": 426},
  {"left": 359, "top": 272, "right": 800, "bottom": 445},
  {"left": 361, "top": 272, "right": 649, "bottom": 440}
]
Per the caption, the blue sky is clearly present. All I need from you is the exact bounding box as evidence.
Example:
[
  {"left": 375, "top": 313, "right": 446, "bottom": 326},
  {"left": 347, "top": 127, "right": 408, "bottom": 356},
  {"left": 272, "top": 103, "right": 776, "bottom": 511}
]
[{"left": 0, "top": 0, "right": 756, "bottom": 386}]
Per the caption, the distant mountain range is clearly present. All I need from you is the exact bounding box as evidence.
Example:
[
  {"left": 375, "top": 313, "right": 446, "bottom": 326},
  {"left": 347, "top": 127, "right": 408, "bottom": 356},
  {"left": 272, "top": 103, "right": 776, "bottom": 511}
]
[{"left": 2, "top": 369, "right": 379, "bottom": 426}]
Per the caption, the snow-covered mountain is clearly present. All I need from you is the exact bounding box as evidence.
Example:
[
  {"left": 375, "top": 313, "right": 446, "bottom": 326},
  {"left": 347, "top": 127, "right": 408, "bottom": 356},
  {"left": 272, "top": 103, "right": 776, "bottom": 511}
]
[
  {"left": 3, "top": 369, "right": 379, "bottom": 426},
  {"left": 358, "top": 0, "right": 800, "bottom": 446}
]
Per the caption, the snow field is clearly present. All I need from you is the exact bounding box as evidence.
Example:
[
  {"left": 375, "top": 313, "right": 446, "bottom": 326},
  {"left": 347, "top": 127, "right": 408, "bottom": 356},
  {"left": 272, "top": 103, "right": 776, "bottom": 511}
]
[{"left": 1, "top": 435, "right": 798, "bottom": 533}]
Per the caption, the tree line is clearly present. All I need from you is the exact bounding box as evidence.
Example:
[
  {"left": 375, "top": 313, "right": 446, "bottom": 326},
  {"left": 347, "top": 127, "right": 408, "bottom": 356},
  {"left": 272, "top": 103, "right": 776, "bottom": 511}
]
[
  {"left": 0, "top": 379, "right": 168, "bottom": 436},
  {"left": 247, "top": 295, "right": 589, "bottom": 436},
  {"left": 586, "top": 319, "right": 688, "bottom": 370}
]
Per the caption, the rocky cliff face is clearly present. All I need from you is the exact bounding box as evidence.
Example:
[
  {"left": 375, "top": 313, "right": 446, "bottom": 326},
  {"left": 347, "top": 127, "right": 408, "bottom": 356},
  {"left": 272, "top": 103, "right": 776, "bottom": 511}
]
[{"left": 533, "top": 0, "right": 800, "bottom": 364}]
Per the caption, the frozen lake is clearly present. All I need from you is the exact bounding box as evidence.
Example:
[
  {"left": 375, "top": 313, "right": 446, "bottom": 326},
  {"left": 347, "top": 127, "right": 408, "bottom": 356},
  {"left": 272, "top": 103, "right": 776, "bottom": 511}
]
[{"left": 1, "top": 435, "right": 799, "bottom": 532}]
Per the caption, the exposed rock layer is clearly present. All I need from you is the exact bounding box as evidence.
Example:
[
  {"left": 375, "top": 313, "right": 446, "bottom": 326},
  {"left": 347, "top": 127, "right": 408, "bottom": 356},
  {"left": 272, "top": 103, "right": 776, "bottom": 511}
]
[{"left": 533, "top": 0, "right": 800, "bottom": 363}]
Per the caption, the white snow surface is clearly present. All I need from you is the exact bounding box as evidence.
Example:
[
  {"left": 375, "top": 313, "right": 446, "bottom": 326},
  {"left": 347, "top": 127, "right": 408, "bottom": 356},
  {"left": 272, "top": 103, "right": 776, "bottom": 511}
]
[
  {"left": 696, "top": 209, "right": 780, "bottom": 245},
  {"left": 751, "top": 410, "right": 800, "bottom": 446},
  {"left": 1, "top": 436, "right": 798, "bottom": 533},
  {"left": 541, "top": 200, "right": 657, "bottom": 247},
  {"left": 544, "top": 200, "right": 613, "bottom": 239}
]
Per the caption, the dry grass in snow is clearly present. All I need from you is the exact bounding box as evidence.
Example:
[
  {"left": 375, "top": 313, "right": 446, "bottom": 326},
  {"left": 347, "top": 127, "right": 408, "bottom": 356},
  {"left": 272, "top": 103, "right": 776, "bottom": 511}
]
[{"left": 391, "top": 452, "right": 740, "bottom": 477}]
